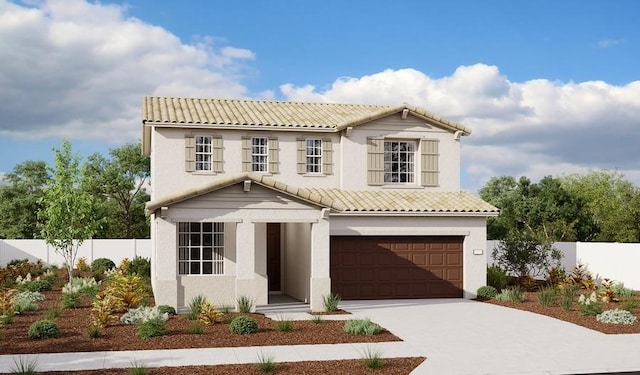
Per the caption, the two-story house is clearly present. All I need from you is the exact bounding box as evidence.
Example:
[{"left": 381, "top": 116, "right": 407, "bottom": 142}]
[{"left": 142, "top": 97, "right": 498, "bottom": 311}]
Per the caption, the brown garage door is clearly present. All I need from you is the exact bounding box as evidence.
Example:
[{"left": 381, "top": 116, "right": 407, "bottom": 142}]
[{"left": 330, "top": 236, "right": 463, "bottom": 299}]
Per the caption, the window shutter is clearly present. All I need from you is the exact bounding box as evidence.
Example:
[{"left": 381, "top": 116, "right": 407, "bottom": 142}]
[
  {"left": 421, "top": 139, "right": 439, "bottom": 187},
  {"left": 185, "top": 135, "right": 195, "bottom": 172},
  {"left": 322, "top": 138, "right": 333, "bottom": 175},
  {"left": 296, "top": 138, "right": 306, "bottom": 174},
  {"left": 241, "top": 136, "right": 251, "bottom": 172},
  {"left": 212, "top": 135, "right": 223, "bottom": 173},
  {"left": 268, "top": 137, "right": 279, "bottom": 174},
  {"left": 367, "top": 137, "right": 384, "bottom": 185}
]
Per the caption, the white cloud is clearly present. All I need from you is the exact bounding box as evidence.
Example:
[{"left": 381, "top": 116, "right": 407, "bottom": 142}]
[
  {"left": 280, "top": 64, "right": 640, "bottom": 192},
  {"left": 0, "top": 0, "right": 255, "bottom": 143},
  {"left": 597, "top": 38, "right": 625, "bottom": 48}
]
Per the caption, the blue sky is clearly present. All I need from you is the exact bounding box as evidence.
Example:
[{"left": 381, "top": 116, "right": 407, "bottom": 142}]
[{"left": 1, "top": 0, "right": 639, "bottom": 192}]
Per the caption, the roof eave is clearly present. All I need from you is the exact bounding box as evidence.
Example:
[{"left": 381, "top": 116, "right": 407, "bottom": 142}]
[{"left": 329, "top": 211, "right": 499, "bottom": 217}]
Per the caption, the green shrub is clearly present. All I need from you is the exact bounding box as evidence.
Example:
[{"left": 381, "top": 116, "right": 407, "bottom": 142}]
[
  {"left": 128, "top": 359, "right": 149, "bottom": 375},
  {"left": 229, "top": 316, "right": 259, "bottom": 334},
  {"left": 560, "top": 284, "right": 579, "bottom": 311},
  {"left": 322, "top": 293, "right": 341, "bottom": 312},
  {"left": 136, "top": 318, "right": 166, "bottom": 339},
  {"left": 476, "top": 286, "right": 498, "bottom": 300},
  {"left": 7, "top": 259, "right": 30, "bottom": 268},
  {"left": 274, "top": 317, "right": 294, "bottom": 332},
  {"left": 127, "top": 257, "right": 151, "bottom": 278},
  {"left": 578, "top": 301, "right": 604, "bottom": 316},
  {"left": 187, "top": 295, "right": 206, "bottom": 320},
  {"left": 157, "top": 305, "right": 176, "bottom": 316},
  {"left": 237, "top": 296, "right": 254, "bottom": 313},
  {"left": 620, "top": 298, "right": 638, "bottom": 313},
  {"left": 61, "top": 292, "right": 81, "bottom": 309},
  {"left": 612, "top": 282, "right": 635, "bottom": 298},
  {"left": 537, "top": 286, "right": 559, "bottom": 307},
  {"left": 186, "top": 321, "right": 205, "bottom": 334},
  {"left": 28, "top": 319, "right": 60, "bottom": 339},
  {"left": 344, "top": 319, "right": 381, "bottom": 336},
  {"left": 23, "top": 279, "right": 52, "bottom": 293},
  {"left": 43, "top": 306, "right": 62, "bottom": 320},
  {"left": 361, "top": 347, "right": 384, "bottom": 369},
  {"left": 487, "top": 265, "right": 509, "bottom": 291},
  {"left": 596, "top": 309, "right": 637, "bottom": 325},
  {"left": 90, "top": 258, "right": 116, "bottom": 275},
  {"left": 495, "top": 287, "right": 525, "bottom": 303},
  {"left": 87, "top": 324, "right": 103, "bottom": 339},
  {"left": 310, "top": 315, "right": 323, "bottom": 324},
  {"left": 13, "top": 298, "right": 38, "bottom": 314},
  {"left": 255, "top": 352, "right": 277, "bottom": 373}
]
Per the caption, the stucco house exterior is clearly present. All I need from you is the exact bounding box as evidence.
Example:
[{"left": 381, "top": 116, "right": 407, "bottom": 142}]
[{"left": 142, "top": 97, "right": 498, "bottom": 311}]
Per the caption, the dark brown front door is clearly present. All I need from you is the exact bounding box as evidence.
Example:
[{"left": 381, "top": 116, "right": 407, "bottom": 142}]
[
  {"left": 330, "top": 236, "right": 463, "bottom": 300},
  {"left": 267, "top": 223, "right": 281, "bottom": 292}
]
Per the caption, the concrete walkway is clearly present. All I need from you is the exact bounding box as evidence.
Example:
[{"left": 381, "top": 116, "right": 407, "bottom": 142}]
[{"left": 2, "top": 299, "right": 640, "bottom": 374}]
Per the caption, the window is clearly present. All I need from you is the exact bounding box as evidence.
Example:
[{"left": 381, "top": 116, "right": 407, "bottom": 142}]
[
  {"left": 178, "top": 222, "right": 224, "bottom": 275},
  {"left": 305, "top": 139, "right": 322, "bottom": 173},
  {"left": 251, "top": 137, "right": 268, "bottom": 172},
  {"left": 195, "top": 136, "right": 212, "bottom": 171},
  {"left": 184, "top": 135, "right": 223, "bottom": 173},
  {"left": 384, "top": 140, "right": 415, "bottom": 183}
]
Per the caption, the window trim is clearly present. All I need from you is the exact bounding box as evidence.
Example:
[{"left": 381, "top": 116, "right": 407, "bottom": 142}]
[
  {"left": 305, "top": 138, "right": 323, "bottom": 174},
  {"left": 195, "top": 135, "right": 212, "bottom": 172},
  {"left": 177, "top": 222, "right": 224, "bottom": 276},
  {"left": 251, "top": 136, "right": 269, "bottom": 172}
]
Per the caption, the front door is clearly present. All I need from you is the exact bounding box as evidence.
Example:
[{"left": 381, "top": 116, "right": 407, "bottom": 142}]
[{"left": 267, "top": 223, "right": 281, "bottom": 292}]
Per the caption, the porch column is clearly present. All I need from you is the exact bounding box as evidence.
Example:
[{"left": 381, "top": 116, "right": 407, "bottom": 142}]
[
  {"left": 309, "top": 217, "right": 331, "bottom": 312},
  {"left": 153, "top": 217, "right": 178, "bottom": 309},
  {"left": 235, "top": 220, "right": 266, "bottom": 310}
]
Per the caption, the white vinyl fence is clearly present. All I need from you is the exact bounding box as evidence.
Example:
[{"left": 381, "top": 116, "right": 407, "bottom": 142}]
[
  {"left": 0, "top": 239, "right": 151, "bottom": 267},
  {"left": 487, "top": 241, "right": 640, "bottom": 290}
]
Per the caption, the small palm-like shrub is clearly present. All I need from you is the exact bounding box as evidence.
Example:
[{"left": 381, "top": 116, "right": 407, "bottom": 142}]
[
  {"left": 198, "top": 301, "right": 225, "bottom": 325},
  {"left": 237, "top": 296, "right": 254, "bottom": 313},
  {"left": 495, "top": 287, "right": 525, "bottom": 303},
  {"left": 229, "top": 316, "right": 259, "bottom": 334},
  {"left": 322, "top": 293, "right": 341, "bottom": 312},
  {"left": 136, "top": 318, "right": 166, "bottom": 339},
  {"left": 344, "top": 319, "right": 381, "bottom": 336},
  {"left": 476, "top": 286, "right": 498, "bottom": 300},
  {"left": 28, "top": 319, "right": 60, "bottom": 339},
  {"left": 91, "top": 292, "right": 120, "bottom": 328},
  {"left": 596, "top": 309, "right": 637, "bottom": 325}
]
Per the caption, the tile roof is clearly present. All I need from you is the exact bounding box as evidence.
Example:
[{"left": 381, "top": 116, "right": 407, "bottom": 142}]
[
  {"left": 145, "top": 173, "right": 498, "bottom": 216},
  {"left": 142, "top": 96, "right": 471, "bottom": 134}
]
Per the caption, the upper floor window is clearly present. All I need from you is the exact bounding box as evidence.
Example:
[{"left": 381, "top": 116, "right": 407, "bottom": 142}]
[
  {"left": 384, "top": 140, "right": 415, "bottom": 183},
  {"left": 297, "top": 137, "right": 333, "bottom": 175},
  {"left": 195, "top": 136, "right": 212, "bottom": 171},
  {"left": 242, "top": 136, "right": 279, "bottom": 174},
  {"left": 251, "top": 137, "right": 268, "bottom": 172},
  {"left": 367, "top": 137, "right": 439, "bottom": 187},
  {"left": 185, "top": 134, "right": 223, "bottom": 173},
  {"left": 305, "top": 139, "right": 322, "bottom": 174},
  {"left": 178, "top": 222, "right": 224, "bottom": 275}
]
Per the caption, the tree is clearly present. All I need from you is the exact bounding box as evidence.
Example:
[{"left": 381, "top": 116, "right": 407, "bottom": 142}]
[
  {"left": 0, "top": 161, "right": 50, "bottom": 239},
  {"left": 479, "top": 175, "right": 597, "bottom": 242},
  {"left": 492, "top": 232, "right": 562, "bottom": 279},
  {"left": 561, "top": 170, "right": 640, "bottom": 242},
  {"left": 83, "top": 143, "right": 150, "bottom": 238},
  {"left": 38, "top": 140, "right": 98, "bottom": 283}
]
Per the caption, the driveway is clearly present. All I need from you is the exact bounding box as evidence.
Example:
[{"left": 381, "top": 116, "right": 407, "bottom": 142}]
[{"left": 340, "top": 299, "right": 640, "bottom": 374}]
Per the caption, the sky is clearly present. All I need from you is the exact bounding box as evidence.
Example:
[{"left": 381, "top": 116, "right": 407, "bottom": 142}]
[{"left": 0, "top": 0, "right": 639, "bottom": 193}]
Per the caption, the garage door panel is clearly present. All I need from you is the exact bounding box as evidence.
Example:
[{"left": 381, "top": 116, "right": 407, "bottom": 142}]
[{"left": 331, "top": 236, "right": 463, "bottom": 300}]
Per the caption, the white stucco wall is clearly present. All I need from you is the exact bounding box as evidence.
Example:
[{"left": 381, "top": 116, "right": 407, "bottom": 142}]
[
  {"left": 283, "top": 222, "right": 311, "bottom": 303},
  {"left": 330, "top": 215, "right": 488, "bottom": 299}
]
